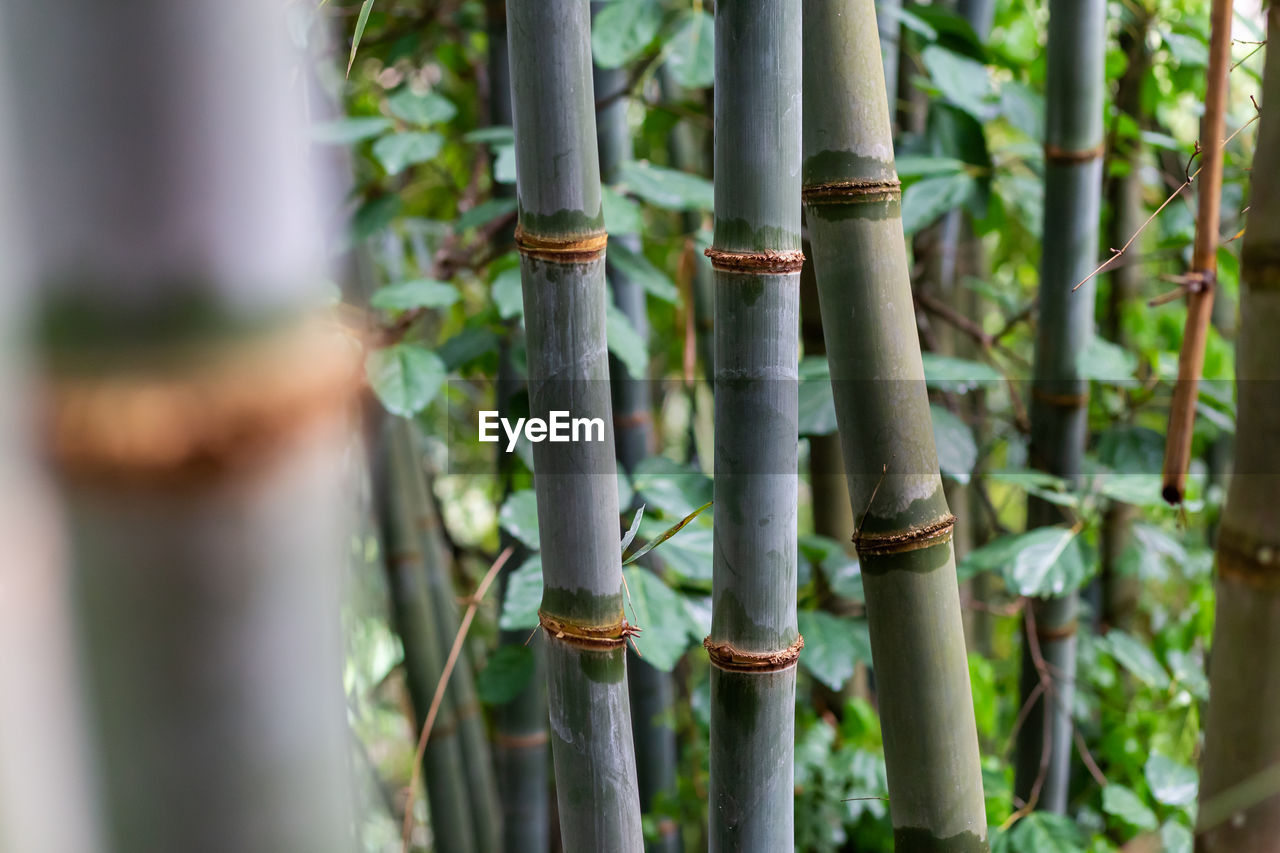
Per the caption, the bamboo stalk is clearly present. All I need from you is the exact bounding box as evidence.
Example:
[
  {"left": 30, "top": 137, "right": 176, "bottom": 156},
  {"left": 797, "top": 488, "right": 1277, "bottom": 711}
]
[
  {"left": 802, "top": 1, "right": 989, "bottom": 848},
  {"left": 591, "top": 24, "right": 684, "bottom": 852},
  {"left": 5, "top": 3, "right": 356, "bottom": 850},
  {"left": 1015, "top": 0, "right": 1107, "bottom": 814},
  {"left": 506, "top": 2, "right": 643, "bottom": 849},
  {"left": 1161, "top": 0, "right": 1235, "bottom": 504},
  {"left": 373, "top": 420, "right": 478, "bottom": 853},
  {"left": 1196, "top": 7, "right": 1280, "bottom": 849},
  {"left": 705, "top": 2, "right": 803, "bottom": 850}
]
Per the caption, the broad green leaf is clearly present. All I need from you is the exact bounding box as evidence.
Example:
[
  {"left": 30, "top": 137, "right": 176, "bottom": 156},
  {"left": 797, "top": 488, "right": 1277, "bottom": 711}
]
[
  {"left": 798, "top": 536, "right": 861, "bottom": 601},
  {"left": 639, "top": 522, "right": 712, "bottom": 582},
  {"left": 492, "top": 266, "right": 524, "bottom": 320},
  {"left": 352, "top": 195, "right": 402, "bottom": 240},
  {"left": 1102, "top": 784, "right": 1159, "bottom": 832},
  {"left": 592, "top": 0, "right": 663, "bottom": 69},
  {"left": 894, "top": 155, "right": 967, "bottom": 179},
  {"left": 619, "top": 161, "right": 714, "bottom": 211},
  {"left": 631, "top": 456, "right": 713, "bottom": 518},
  {"left": 921, "top": 45, "right": 995, "bottom": 120},
  {"left": 498, "top": 555, "right": 543, "bottom": 630},
  {"left": 606, "top": 302, "right": 649, "bottom": 379},
  {"left": 931, "top": 404, "right": 977, "bottom": 484},
  {"left": 455, "top": 197, "right": 518, "bottom": 233},
  {"left": 963, "top": 526, "right": 1087, "bottom": 597},
  {"left": 370, "top": 278, "right": 457, "bottom": 312},
  {"left": 902, "top": 172, "right": 975, "bottom": 236},
  {"left": 607, "top": 241, "right": 678, "bottom": 303},
  {"left": 664, "top": 10, "right": 715, "bottom": 88},
  {"left": 373, "top": 131, "right": 443, "bottom": 175},
  {"left": 1097, "top": 426, "right": 1166, "bottom": 474},
  {"left": 1160, "top": 821, "right": 1193, "bottom": 853},
  {"left": 1145, "top": 753, "right": 1198, "bottom": 807},
  {"left": 998, "top": 812, "right": 1086, "bottom": 853},
  {"left": 437, "top": 327, "right": 498, "bottom": 370},
  {"left": 921, "top": 352, "right": 1003, "bottom": 394},
  {"left": 493, "top": 144, "right": 518, "bottom": 184},
  {"left": 798, "top": 357, "right": 839, "bottom": 436},
  {"left": 622, "top": 567, "right": 696, "bottom": 670},
  {"left": 365, "top": 343, "right": 445, "bottom": 417},
  {"left": 311, "top": 116, "right": 393, "bottom": 145},
  {"left": 1102, "top": 630, "right": 1170, "bottom": 689},
  {"left": 986, "top": 469, "right": 1079, "bottom": 508},
  {"left": 1078, "top": 336, "right": 1138, "bottom": 382},
  {"left": 347, "top": 0, "right": 375, "bottom": 76},
  {"left": 475, "top": 645, "right": 536, "bottom": 705},
  {"left": 797, "top": 611, "right": 871, "bottom": 692},
  {"left": 462, "top": 125, "right": 514, "bottom": 146},
  {"left": 498, "top": 490, "right": 540, "bottom": 551},
  {"left": 1097, "top": 475, "right": 1165, "bottom": 507},
  {"left": 387, "top": 89, "right": 457, "bottom": 126},
  {"left": 1165, "top": 31, "right": 1209, "bottom": 67},
  {"left": 1000, "top": 80, "right": 1045, "bottom": 141},
  {"left": 602, "top": 185, "right": 645, "bottom": 236}
]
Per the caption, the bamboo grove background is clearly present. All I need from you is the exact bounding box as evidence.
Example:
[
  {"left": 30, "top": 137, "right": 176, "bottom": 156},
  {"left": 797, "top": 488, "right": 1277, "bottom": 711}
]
[{"left": 0, "top": 0, "right": 1277, "bottom": 852}]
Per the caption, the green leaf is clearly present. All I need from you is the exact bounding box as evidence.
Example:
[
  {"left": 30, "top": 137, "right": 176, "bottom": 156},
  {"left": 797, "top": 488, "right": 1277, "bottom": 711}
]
[
  {"left": 607, "top": 241, "right": 678, "bottom": 303},
  {"left": 623, "top": 501, "right": 713, "bottom": 567},
  {"left": 455, "top": 197, "right": 517, "bottom": 233},
  {"left": 1102, "top": 783, "right": 1159, "bottom": 832},
  {"left": 347, "top": 0, "right": 375, "bottom": 76},
  {"left": 639, "top": 522, "right": 712, "bottom": 582},
  {"left": 622, "top": 567, "right": 697, "bottom": 671},
  {"left": 797, "top": 611, "right": 871, "bottom": 692},
  {"left": 894, "top": 155, "right": 967, "bottom": 179},
  {"left": 620, "top": 505, "right": 645, "bottom": 554},
  {"left": 370, "top": 278, "right": 458, "bottom": 312},
  {"left": 902, "top": 172, "right": 975, "bottom": 236},
  {"left": 998, "top": 812, "right": 1086, "bottom": 853},
  {"left": 798, "top": 357, "right": 839, "bottom": 436},
  {"left": 1160, "top": 821, "right": 1193, "bottom": 853},
  {"left": 437, "top": 327, "right": 499, "bottom": 371},
  {"left": 493, "top": 144, "right": 518, "bottom": 184},
  {"left": 631, "top": 456, "right": 713, "bottom": 518},
  {"left": 606, "top": 302, "right": 649, "bottom": 380},
  {"left": 962, "top": 526, "right": 1087, "bottom": 597},
  {"left": 476, "top": 645, "right": 536, "bottom": 705},
  {"left": 1078, "top": 336, "right": 1138, "bottom": 382},
  {"left": 931, "top": 404, "right": 977, "bottom": 484},
  {"left": 1145, "top": 753, "right": 1198, "bottom": 807},
  {"left": 1101, "top": 630, "right": 1170, "bottom": 689},
  {"left": 498, "top": 555, "right": 543, "bottom": 630},
  {"left": 498, "top": 490, "right": 541, "bottom": 551},
  {"left": 492, "top": 266, "right": 524, "bottom": 320},
  {"left": 799, "top": 535, "right": 862, "bottom": 602},
  {"left": 352, "top": 195, "right": 402, "bottom": 240},
  {"left": 602, "top": 185, "right": 645, "bottom": 236},
  {"left": 592, "top": 0, "right": 663, "bottom": 69},
  {"left": 1000, "top": 80, "right": 1045, "bottom": 141},
  {"left": 921, "top": 353, "right": 1003, "bottom": 394},
  {"left": 373, "top": 131, "right": 443, "bottom": 175},
  {"left": 921, "top": 45, "right": 995, "bottom": 120},
  {"left": 462, "top": 125, "right": 515, "bottom": 146},
  {"left": 619, "top": 161, "right": 714, "bottom": 211},
  {"left": 387, "top": 89, "right": 457, "bottom": 126},
  {"left": 664, "top": 10, "right": 715, "bottom": 88},
  {"left": 310, "top": 116, "right": 393, "bottom": 145},
  {"left": 365, "top": 343, "right": 445, "bottom": 417},
  {"left": 1097, "top": 426, "right": 1165, "bottom": 474}
]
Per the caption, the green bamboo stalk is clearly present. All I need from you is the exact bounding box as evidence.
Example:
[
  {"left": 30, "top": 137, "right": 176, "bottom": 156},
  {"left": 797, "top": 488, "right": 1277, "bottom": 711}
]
[
  {"left": 1099, "top": 5, "right": 1152, "bottom": 633},
  {"left": 1014, "top": 0, "right": 1107, "bottom": 814},
  {"left": 1196, "top": 7, "right": 1280, "bottom": 849},
  {"left": 802, "top": 1, "right": 988, "bottom": 848},
  {"left": 414, "top": 462, "right": 503, "bottom": 852},
  {"left": 4, "top": 3, "right": 355, "bottom": 850},
  {"left": 592, "top": 26, "right": 683, "bottom": 853},
  {"left": 372, "top": 419, "right": 478, "bottom": 853},
  {"left": 956, "top": 0, "right": 995, "bottom": 43},
  {"left": 705, "top": 3, "right": 802, "bottom": 850},
  {"left": 486, "top": 3, "right": 553, "bottom": 849},
  {"left": 506, "top": 2, "right": 643, "bottom": 849}
]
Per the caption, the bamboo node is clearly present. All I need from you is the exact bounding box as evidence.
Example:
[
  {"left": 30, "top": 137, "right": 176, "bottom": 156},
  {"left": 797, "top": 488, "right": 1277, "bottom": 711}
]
[
  {"left": 703, "top": 247, "right": 806, "bottom": 274},
  {"left": 854, "top": 514, "right": 956, "bottom": 557},
  {"left": 1030, "top": 386, "right": 1090, "bottom": 409},
  {"left": 538, "top": 609, "right": 635, "bottom": 650},
  {"left": 702, "top": 634, "right": 804, "bottom": 673},
  {"left": 1215, "top": 531, "right": 1280, "bottom": 591},
  {"left": 1036, "top": 621, "right": 1078, "bottom": 642},
  {"left": 42, "top": 319, "right": 362, "bottom": 486},
  {"left": 514, "top": 225, "right": 608, "bottom": 263},
  {"left": 493, "top": 730, "right": 550, "bottom": 749},
  {"left": 1043, "top": 142, "right": 1106, "bottom": 163},
  {"left": 802, "top": 178, "right": 902, "bottom": 205}
]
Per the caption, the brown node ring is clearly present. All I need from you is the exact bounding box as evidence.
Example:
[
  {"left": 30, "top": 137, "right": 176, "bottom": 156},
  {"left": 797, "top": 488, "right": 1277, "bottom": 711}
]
[
  {"left": 703, "top": 634, "right": 804, "bottom": 673},
  {"left": 854, "top": 514, "right": 956, "bottom": 557},
  {"left": 802, "top": 178, "right": 902, "bottom": 205},
  {"left": 43, "top": 320, "right": 361, "bottom": 485},
  {"left": 703, "top": 247, "right": 806, "bottom": 275},
  {"left": 1036, "top": 621, "right": 1078, "bottom": 642},
  {"left": 514, "top": 225, "right": 608, "bottom": 263},
  {"left": 1214, "top": 532, "right": 1280, "bottom": 591},
  {"left": 538, "top": 610, "right": 636, "bottom": 651},
  {"left": 1044, "top": 142, "right": 1106, "bottom": 163},
  {"left": 1030, "top": 386, "right": 1091, "bottom": 409}
]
